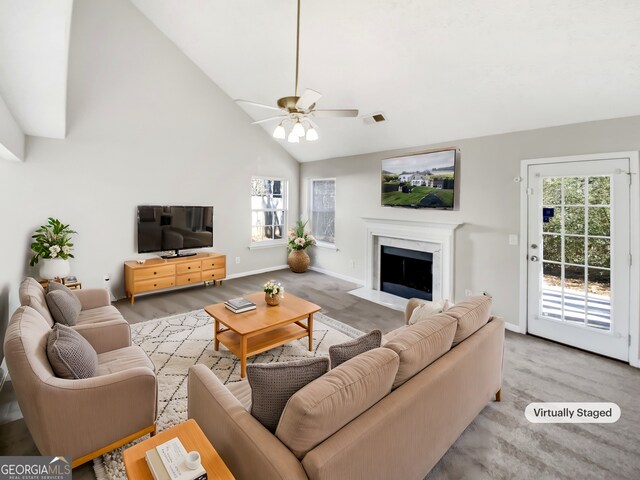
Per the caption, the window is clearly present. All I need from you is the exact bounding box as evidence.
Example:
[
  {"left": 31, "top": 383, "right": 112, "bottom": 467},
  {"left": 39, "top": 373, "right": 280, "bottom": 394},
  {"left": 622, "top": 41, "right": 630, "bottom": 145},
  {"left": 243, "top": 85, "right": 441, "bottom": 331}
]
[
  {"left": 251, "top": 177, "right": 287, "bottom": 244},
  {"left": 310, "top": 179, "right": 336, "bottom": 246}
]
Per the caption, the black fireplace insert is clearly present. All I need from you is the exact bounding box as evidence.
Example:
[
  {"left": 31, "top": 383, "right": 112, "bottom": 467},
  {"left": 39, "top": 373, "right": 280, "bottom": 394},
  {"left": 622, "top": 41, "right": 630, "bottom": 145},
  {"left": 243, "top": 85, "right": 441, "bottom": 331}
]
[{"left": 380, "top": 246, "right": 433, "bottom": 301}]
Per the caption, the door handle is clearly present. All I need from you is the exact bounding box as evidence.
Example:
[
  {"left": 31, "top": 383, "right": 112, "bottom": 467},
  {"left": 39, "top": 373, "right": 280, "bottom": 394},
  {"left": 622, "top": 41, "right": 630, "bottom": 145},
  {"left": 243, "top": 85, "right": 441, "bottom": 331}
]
[{"left": 530, "top": 255, "right": 539, "bottom": 262}]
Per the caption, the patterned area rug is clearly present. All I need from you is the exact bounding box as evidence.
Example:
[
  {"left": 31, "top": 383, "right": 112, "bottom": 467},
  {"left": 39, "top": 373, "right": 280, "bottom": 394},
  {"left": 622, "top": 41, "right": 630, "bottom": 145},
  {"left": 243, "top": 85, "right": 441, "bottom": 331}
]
[{"left": 93, "top": 308, "right": 361, "bottom": 480}]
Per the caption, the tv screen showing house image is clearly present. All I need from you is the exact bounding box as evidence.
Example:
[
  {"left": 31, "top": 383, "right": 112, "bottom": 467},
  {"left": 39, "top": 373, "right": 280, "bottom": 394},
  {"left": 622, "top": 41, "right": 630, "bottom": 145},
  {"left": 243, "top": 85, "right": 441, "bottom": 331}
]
[{"left": 381, "top": 149, "right": 456, "bottom": 209}]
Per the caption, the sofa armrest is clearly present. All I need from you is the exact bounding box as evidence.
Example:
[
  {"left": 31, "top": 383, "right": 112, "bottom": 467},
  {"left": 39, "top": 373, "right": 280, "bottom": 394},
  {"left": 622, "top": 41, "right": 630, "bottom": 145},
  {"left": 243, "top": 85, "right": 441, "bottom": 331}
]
[
  {"left": 187, "top": 365, "right": 307, "bottom": 480},
  {"left": 38, "top": 367, "right": 157, "bottom": 459},
  {"left": 73, "top": 288, "right": 111, "bottom": 310},
  {"left": 73, "top": 319, "right": 131, "bottom": 353}
]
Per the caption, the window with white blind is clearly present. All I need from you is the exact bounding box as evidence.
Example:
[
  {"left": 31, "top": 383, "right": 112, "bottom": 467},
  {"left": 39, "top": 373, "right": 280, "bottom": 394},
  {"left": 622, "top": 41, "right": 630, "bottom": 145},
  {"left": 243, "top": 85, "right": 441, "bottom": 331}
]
[
  {"left": 251, "top": 177, "right": 287, "bottom": 245},
  {"left": 310, "top": 179, "right": 336, "bottom": 246}
]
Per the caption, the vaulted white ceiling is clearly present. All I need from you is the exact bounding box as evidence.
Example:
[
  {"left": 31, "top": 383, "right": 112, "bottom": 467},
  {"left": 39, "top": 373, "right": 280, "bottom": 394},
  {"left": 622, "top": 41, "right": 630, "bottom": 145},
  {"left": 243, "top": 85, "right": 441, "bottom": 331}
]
[
  {"left": 0, "top": 0, "right": 72, "bottom": 139},
  {"left": 131, "top": 0, "right": 640, "bottom": 162}
]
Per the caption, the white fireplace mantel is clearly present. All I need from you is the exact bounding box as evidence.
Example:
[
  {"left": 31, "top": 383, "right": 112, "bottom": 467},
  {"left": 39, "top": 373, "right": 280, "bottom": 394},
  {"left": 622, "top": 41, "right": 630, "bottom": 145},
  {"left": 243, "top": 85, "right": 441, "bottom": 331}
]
[{"left": 350, "top": 218, "right": 463, "bottom": 311}]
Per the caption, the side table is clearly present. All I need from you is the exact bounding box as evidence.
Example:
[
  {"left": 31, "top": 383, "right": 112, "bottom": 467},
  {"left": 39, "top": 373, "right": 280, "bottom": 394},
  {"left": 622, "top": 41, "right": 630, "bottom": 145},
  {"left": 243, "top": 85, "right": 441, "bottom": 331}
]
[
  {"left": 123, "top": 419, "right": 234, "bottom": 480},
  {"left": 39, "top": 279, "right": 82, "bottom": 290}
]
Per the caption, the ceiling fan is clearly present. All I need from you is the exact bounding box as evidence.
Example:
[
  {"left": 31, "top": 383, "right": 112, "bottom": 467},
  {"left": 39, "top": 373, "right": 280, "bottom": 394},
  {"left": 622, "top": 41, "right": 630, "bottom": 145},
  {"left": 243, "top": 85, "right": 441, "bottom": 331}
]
[{"left": 235, "top": 0, "right": 359, "bottom": 143}]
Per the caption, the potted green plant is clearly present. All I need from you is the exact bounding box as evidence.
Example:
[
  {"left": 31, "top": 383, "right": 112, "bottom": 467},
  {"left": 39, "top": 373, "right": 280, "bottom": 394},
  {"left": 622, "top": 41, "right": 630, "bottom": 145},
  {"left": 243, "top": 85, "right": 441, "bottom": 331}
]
[
  {"left": 30, "top": 218, "right": 77, "bottom": 280},
  {"left": 287, "top": 220, "right": 316, "bottom": 273},
  {"left": 263, "top": 280, "right": 284, "bottom": 306}
]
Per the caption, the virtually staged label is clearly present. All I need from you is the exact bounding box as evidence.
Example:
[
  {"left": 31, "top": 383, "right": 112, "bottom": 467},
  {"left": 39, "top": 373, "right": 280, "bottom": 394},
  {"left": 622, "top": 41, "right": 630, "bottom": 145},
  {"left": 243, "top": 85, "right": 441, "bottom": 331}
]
[{"left": 525, "top": 402, "right": 620, "bottom": 423}]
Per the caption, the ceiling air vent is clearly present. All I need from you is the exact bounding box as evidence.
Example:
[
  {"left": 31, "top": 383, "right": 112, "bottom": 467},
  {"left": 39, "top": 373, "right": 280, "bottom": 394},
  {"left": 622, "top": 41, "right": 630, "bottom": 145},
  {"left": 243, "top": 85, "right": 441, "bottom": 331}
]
[{"left": 362, "top": 112, "right": 387, "bottom": 125}]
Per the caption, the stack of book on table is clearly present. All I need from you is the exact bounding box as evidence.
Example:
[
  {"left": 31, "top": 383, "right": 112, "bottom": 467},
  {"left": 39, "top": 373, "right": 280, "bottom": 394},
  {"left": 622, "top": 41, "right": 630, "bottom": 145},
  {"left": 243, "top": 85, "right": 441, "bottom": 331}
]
[
  {"left": 224, "top": 297, "right": 256, "bottom": 313},
  {"left": 145, "top": 438, "right": 207, "bottom": 480}
]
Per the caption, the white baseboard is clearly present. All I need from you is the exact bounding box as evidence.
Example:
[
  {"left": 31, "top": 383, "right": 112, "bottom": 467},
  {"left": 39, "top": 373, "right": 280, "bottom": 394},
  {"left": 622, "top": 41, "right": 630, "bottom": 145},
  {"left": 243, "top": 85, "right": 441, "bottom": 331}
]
[
  {"left": 226, "top": 265, "right": 289, "bottom": 280},
  {"left": 309, "top": 266, "right": 365, "bottom": 286},
  {"left": 504, "top": 322, "right": 526, "bottom": 334}
]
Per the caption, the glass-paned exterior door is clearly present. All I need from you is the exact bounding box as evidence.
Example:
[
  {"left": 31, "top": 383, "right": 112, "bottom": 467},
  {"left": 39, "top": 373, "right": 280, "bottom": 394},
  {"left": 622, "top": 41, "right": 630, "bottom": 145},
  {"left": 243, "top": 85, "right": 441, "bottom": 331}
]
[{"left": 528, "top": 159, "right": 630, "bottom": 361}]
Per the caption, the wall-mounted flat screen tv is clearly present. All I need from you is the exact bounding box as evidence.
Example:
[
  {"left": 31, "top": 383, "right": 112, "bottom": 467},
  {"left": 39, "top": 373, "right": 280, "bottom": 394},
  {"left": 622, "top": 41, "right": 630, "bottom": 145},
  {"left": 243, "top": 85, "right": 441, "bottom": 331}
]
[
  {"left": 137, "top": 205, "right": 213, "bottom": 257},
  {"left": 381, "top": 149, "right": 457, "bottom": 209}
]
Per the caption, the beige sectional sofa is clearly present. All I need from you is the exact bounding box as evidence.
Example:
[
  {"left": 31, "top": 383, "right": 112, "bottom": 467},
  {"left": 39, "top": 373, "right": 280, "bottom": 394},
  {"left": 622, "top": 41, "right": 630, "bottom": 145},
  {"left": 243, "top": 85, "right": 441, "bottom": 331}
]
[
  {"left": 19, "top": 277, "right": 131, "bottom": 353},
  {"left": 188, "top": 296, "right": 504, "bottom": 480}
]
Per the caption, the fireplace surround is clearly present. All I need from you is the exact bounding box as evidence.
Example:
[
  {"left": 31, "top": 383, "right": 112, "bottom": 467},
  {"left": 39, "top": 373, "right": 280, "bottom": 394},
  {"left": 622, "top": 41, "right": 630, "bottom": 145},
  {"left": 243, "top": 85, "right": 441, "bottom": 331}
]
[{"left": 349, "top": 218, "right": 462, "bottom": 311}]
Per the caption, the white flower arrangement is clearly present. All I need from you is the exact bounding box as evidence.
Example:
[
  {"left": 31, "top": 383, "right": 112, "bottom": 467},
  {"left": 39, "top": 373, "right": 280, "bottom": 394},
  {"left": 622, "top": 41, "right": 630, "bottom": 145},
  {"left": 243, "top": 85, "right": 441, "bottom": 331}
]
[
  {"left": 287, "top": 220, "right": 316, "bottom": 251},
  {"left": 263, "top": 280, "right": 284, "bottom": 298},
  {"left": 30, "top": 218, "right": 77, "bottom": 266}
]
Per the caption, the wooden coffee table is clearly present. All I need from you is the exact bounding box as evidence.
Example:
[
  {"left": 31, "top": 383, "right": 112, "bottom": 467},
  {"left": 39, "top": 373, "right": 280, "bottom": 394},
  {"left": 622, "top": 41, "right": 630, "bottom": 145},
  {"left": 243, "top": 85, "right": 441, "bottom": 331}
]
[
  {"left": 123, "top": 419, "right": 234, "bottom": 480},
  {"left": 205, "top": 292, "right": 321, "bottom": 378}
]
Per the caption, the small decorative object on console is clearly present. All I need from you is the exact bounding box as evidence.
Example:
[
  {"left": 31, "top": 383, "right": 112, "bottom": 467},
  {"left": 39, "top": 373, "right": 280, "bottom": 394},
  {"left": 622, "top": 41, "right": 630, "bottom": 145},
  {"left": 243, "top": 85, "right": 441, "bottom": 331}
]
[{"left": 263, "top": 280, "right": 284, "bottom": 306}]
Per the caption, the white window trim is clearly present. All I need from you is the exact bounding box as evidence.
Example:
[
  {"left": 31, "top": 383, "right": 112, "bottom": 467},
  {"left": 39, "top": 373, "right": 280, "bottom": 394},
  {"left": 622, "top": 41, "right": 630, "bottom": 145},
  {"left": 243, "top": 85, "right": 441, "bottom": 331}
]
[
  {"left": 250, "top": 176, "right": 288, "bottom": 246},
  {"left": 309, "top": 177, "right": 336, "bottom": 247},
  {"left": 248, "top": 239, "right": 287, "bottom": 250}
]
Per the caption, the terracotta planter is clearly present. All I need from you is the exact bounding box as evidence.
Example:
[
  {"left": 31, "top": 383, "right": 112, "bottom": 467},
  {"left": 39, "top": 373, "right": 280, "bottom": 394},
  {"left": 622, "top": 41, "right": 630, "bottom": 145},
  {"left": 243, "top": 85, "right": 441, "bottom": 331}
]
[
  {"left": 265, "top": 293, "right": 281, "bottom": 306},
  {"left": 288, "top": 249, "right": 310, "bottom": 273}
]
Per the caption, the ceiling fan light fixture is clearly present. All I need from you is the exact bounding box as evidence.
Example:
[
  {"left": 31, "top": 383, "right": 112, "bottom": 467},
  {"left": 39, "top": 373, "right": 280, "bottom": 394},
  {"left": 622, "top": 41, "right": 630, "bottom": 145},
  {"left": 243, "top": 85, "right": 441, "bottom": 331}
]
[
  {"left": 292, "top": 121, "right": 305, "bottom": 137},
  {"left": 273, "top": 124, "right": 286, "bottom": 139},
  {"left": 306, "top": 127, "right": 318, "bottom": 141},
  {"left": 287, "top": 130, "right": 300, "bottom": 143}
]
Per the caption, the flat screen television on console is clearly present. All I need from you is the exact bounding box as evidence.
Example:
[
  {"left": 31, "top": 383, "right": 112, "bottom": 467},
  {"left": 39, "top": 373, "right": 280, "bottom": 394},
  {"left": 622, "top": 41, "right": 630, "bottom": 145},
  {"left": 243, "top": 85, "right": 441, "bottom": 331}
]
[
  {"left": 381, "top": 149, "right": 456, "bottom": 209},
  {"left": 137, "top": 205, "right": 213, "bottom": 258}
]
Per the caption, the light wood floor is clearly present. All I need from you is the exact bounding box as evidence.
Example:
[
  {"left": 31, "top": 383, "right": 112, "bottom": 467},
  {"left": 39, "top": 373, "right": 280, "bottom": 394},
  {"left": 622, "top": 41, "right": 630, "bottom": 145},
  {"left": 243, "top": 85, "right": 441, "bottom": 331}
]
[{"left": 115, "top": 269, "right": 405, "bottom": 332}]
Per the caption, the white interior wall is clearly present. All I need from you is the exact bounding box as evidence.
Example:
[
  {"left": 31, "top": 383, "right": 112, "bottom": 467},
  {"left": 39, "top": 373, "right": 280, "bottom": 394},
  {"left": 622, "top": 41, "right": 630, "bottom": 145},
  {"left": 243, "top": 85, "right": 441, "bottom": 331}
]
[
  {"left": 0, "top": 95, "right": 24, "bottom": 161},
  {"left": 0, "top": 0, "right": 299, "bottom": 325},
  {"left": 300, "top": 115, "right": 640, "bottom": 334}
]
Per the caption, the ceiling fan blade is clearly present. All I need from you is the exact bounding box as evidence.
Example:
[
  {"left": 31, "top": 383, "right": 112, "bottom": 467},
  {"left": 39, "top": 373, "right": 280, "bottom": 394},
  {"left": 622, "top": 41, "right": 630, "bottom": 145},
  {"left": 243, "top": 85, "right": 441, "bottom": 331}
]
[
  {"left": 251, "top": 115, "right": 288, "bottom": 125},
  {"left": 306, "top": 117, "right": 319, "bottom": 130},
  {"left": 312, "top": 109, "right": 359, "bottom": 118},
  {"left": 235, "top": 99, "right": 282, "bottom": 112},
  {"left": 296, "top": 89, "right": 322, "bottom": 110}
]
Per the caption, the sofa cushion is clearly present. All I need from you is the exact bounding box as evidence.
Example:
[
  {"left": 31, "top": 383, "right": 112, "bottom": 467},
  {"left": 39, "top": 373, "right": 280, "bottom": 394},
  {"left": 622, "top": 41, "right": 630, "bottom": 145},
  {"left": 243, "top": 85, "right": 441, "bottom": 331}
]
[
  {"left": 408, "top": 300, "right": 449, "bottom": 325},
  {"left": 227, "top": 379, "right": 252, "bottom": 411},
  {"left": 96, "top": 345, "right": 154, "bottom": 376},
  {"left": 446, "top": 296, "right": 493, "bottom": 345},
  {"left": 47, "top": 323, "right": 98, "bottom": 379},
  {"left": 382, "top": 325, "right": 408, "bottom": 344},
  {"left": 45, "top": 290, "right": 81, "bottom": 326},
  {"left": 75, "top": 305, "right": 123, "bottom": 325},
  {"left": 276, "top": 348, "right": 399, "bottom": 459},
  {"left": 383, "top": 313, "right": 457, "bottom": 389},
  {"left": 329, "top": 329, "right": 382, "bottom": 369},
  {"left": 19, "top": 277, "right": 55, "bottom": 326},
  {"left": 246, "top": 357, "right": 329, "bottom": 432}
]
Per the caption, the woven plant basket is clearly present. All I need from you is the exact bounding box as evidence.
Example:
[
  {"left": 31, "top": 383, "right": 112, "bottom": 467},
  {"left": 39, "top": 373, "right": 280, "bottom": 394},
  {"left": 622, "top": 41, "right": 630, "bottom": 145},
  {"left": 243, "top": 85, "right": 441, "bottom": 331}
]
[
  {"left": 288, "top": 249, "right": 310, "bottom": 273},
  {"left": 265, "top": 293, "right": 280, "bottom": 306}
]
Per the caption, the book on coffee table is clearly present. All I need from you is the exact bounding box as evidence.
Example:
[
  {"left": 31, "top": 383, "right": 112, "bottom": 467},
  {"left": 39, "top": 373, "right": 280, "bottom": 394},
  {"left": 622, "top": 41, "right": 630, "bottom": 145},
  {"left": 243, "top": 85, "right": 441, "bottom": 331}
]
[{"left": 224, "top": 297, "right": 256, "bottom": 313}]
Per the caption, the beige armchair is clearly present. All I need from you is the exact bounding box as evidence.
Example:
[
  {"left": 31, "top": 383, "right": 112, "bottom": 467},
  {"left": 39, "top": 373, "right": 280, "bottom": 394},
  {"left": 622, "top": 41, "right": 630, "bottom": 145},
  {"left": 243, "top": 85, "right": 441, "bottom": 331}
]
[
  {"left": 19, "top": 277, "right": 130, "bottom": 353},
  {"left": 3, "top": 306, "right": 157, "bottom": 467}
]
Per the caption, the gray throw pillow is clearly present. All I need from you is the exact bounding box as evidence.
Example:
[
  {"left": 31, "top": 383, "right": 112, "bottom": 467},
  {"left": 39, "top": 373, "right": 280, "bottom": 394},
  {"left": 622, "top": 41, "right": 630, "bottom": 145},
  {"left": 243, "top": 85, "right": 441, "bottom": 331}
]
[
  {"left": 45, "top": 287, "right": 81, "bottom": 326},
  {"left": 47, "top": 323, "right": 98, "bottom": 379},
  {"left": 329, "top": 329, "right": 382, "bottom": 369},
  {"left": 246, "top": 357, "right": 329, "bottom": 432}
]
